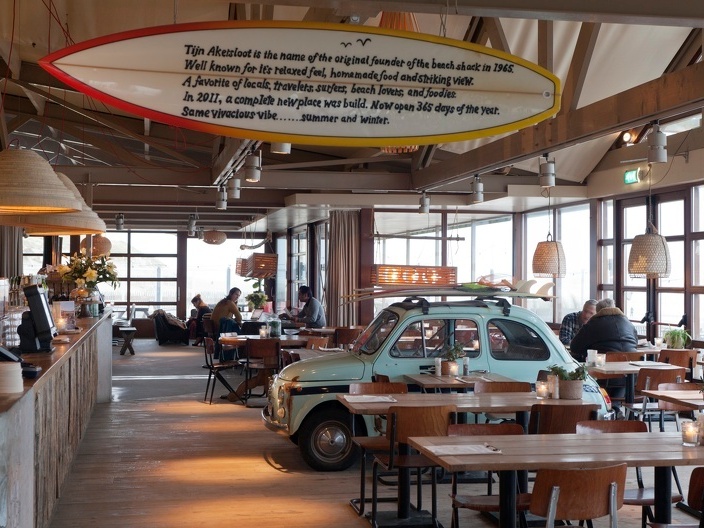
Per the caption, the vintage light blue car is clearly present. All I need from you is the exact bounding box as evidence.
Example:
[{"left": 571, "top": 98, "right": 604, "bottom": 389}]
[{"left": 263, "top": 296, "right": 608, "bottom": 471}]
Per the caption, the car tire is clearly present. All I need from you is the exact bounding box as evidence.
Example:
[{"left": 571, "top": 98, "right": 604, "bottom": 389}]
[{"left": 298, "top": 408, "right": 357, "bottom": 471}]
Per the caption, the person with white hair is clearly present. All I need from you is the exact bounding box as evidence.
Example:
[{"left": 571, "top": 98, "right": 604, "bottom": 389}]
[{"left": 569, "top": 298, "right": 638, "bottom": 363}]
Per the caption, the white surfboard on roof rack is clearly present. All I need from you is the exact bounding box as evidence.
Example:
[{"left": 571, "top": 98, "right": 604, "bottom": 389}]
[{"left": 343, "top": 281, "right": 555, "bottom": 302}]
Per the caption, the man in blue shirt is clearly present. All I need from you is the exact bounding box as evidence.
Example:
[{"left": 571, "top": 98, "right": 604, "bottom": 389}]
[
  {"left": 559, "top": 299, "right": 597, "bottom": 345},
  {"left": 292, "top": 285, "right": 326, "bottom": 328}
]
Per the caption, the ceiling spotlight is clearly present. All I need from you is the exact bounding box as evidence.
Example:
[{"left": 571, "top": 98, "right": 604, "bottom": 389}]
[
  {"left": 197, "top": 227, "right": 204, "bottom": 240},
  {"left": 270, "top": 142, "right": 291, "bottom": 155},
  {"left": 622, "top": 130, "right": 634, "bottom": 144},
  {"left": 539, "top": 155, "right": 556, "bottom": 188},
  {"left": 227, "top": 178, "right": 241, "bottom": 200},
  {"left": 472, "top": 175, "right": 484, "bottom": 203},
  {"left": 647, "top": 123, "right": 667, "bottom": 164},
  {"left": 216, "top": 187, "right": 227, "bottom": 210},
  {"left": 22, "top": 228, "right": 29, "bottom": 239},
  {"left": 187, "top": 214, "right": 196, "bottom": 236},
  {"left": 245, "top": 151, "right": 262, "bottom": 183},
  {"left": 419, "top": 192, "right": 430, "bottom": 214},
  {"left": 115, "top": 213, "right": 125, "bottom": 231}
]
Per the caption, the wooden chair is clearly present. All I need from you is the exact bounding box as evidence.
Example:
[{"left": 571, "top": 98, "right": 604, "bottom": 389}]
[
  {"left": 528, "top": 403, "right": 599, "bottom": 434},
  {"left": 473, "top": 381, "right": 532, "bottom": 423},
  {"left": 648, "top": 466, "right": 704, "bottom": 528},
  {"left": 239, "top": 338, "right": 281, "bottom": 403},
  {"left": 529, "top": 463, "right": 627, "bottom": 528},
  {"left": 334, "top": 327, "right": 363, "bottom": 349},
  {"left": 371, "top": 405, "right": 456, "bottom": 528},
  {"left": 349, "top": 381, "right": 409, "bottom": 516},
  {"left": 659, "top": 349, "right": 698, "bottom": 381},
  {"left": 305, "top": 335, "right": 330, "bottom": 349},
  {"left": 576, "top": 420, "right": 684, "bottom": 528},
  {"left": 447, "top": 423, "right": 530, "bottom": 528},
  {"left": 374, "top": 374, "right": 391, "bottom": 382},
  {"left": 623, "top": 367, "right": 686, "bottom": 430},
  {"left": 201, "top": 337, "right": 238, "bottom": 404},
  {"left": 657, "top": 382, "right": 701, "bottom": 427}
]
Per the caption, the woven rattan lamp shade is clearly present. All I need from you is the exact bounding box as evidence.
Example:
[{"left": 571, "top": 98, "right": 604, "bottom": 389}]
[
  {"left": 80, "top": 234, "right": 112, "bottom": 256},
  {"left": 6, "top": 173, "right": 107, "bottom": 235},
  {"left": 370, "top": 264, "right": 457, "bottom": 286},
  {"left": 0, "top": 150, "right": 82, "bottom": 214},
  {"left": 203, "top": 230, "right": 227, "bottom": 245},
  {"left": 532, "top": 240, "right": 566, "bottom": 278},
  {"left": 628, "top": 231, "right": 671, "bottom": 278},
  {"left": 247, "top": 253, "right": 278, "bottom": 278}
]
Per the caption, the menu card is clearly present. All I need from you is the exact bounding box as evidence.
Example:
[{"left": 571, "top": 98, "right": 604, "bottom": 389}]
[
  {"left": 343, "top": 395, "right": 397, "bottom": 403},
  {"left": 425, "top": 444, "right": 503, "bottom": 456}
]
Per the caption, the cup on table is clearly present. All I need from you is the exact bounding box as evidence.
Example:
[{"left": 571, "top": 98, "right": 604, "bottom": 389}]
[
  {"left": 595, "top": 353, "right": 606, "bottom": 367},
  {"left": 654, "top": 337, "right": 664, "bottom": 347},
  {"left": 535, "top": 380, "right": 550, "bottom": 399},
  {"left": 682, "top": 421, "right": 699, "bottom": 446},
  {"left": 587, "top": 349, "right": 598, "bottom": 366}
]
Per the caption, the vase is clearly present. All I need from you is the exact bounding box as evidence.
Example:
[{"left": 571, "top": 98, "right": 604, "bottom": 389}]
[
  {"left": 71, "top": 286, "right": 101, "bottom": 318},
  {"left": 558, "top": 379, "right": 584, "bottom": 400}
]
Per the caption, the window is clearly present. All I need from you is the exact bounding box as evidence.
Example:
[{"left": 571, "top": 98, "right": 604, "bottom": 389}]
[
  {"left": 487, "top": 319, "right": 550, "bottom": 361},
  {"left": 290, "top": 230, "right": 307, "bottom": 307}
]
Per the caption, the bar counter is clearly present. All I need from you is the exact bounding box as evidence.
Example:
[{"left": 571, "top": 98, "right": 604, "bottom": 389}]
[{"left": 0, "top": 310, "right": 112, "bottom": 528}]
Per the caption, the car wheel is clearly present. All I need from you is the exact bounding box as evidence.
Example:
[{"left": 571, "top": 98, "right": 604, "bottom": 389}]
[{"left": 298, "top": 408, "right": 357, "bottom": 471}]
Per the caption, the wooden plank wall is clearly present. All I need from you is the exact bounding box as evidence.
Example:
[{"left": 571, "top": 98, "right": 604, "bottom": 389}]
[{"left": 34, "top": 333, "right": 98, "bottom": 528}]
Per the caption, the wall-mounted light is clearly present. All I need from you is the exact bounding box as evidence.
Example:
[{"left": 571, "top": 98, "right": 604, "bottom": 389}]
[
  {"left": 115, "top": 213, "right": 125, "bottom": 231},
  {"left": 539, "top": 154, "right": 556, "bottom": 188},
  {"left": 647, "top": 123, "right": 667, "bottom": 164},
  {"left": 187, "top": 214, "right": 197, "bottom": 236},
  {"left": 471, "top": 175, "right": 484, "bottom": 203},
  {"left": 270, "top": 142, "right": 291, "bottom": 155},
  {"left": 622, "top": 130, "right": 634, "bottom": 144},
  {"left": 197, "top": 227, "right": 204, "bottom": 240},
  {"left": 216, "top": 187, "right": 227, "bottom": 210},
  {"left": 419, "top": 192, "right": 430, "bottom": 214},
  {"left": 227, "top": 178, "right": 241, "bottom": 200},
  {"left": 245, "top": 151, "right": 262, "bottom": 182}
]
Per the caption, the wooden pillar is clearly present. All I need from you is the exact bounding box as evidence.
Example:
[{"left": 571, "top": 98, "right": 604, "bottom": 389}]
[{"left": 359, "top": 209, "right": 374, "bottom": 324}]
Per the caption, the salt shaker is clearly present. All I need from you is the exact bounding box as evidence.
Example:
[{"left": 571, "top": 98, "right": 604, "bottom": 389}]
[{"left": 462, "top": 356, "right": 470, "bottom": 376}]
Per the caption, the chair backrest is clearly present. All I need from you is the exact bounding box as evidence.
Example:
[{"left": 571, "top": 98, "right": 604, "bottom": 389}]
[
  {"left": 529, "top": 463, "right": 627, "bottom": 524},
  {"left": 448, "top": 422, "right": 524, "bottom": 437},
  {"left": 305, "top": 336, "right": 330, "bottom": 349},
  {"left": 201, "top": 316, "right": 216, "bottom": 338},
  {"left": 473, "top": 381, "right": 532, "bottom": 394},
  {"left": 687, "top": 467, "right": 704, "bottom": 513},
  {"left": 334, "top": 327, "right": 363, "bottom": 348},
  {"left": 387, "top": 405, "right": 456, "bottom": 444},
  {"left": 349, "top": 382, "right": 408, "bottom": 395},
  {"left": 605, "top": 352, "right": 629, "bottom": 362},
  {"left": 203, "top": 337, "right": 216, "bottom": 367},
  {"left": 281, "top": 350, "right": 294, "bottom": 367},
  {"left": 576, "top": 419, "right": 648, "bottom": 434},
  {"left": 536, "top": 370, "right": 550, "bottom": 382},
  {"left": 659, "top": 349, "right": 697, "bottom": 380},
  {"left": 635, "top": 367, "right": 686, "bottom": 393},
  {"left": 245, "top": 338, "right": 281, "bottom": 368},
  {"left": 528, "top": 403, "right": 599, "bottom": 434},
  {"left": 374, "top": 374, "right": 391, "bottom": 382},
  {"left": 656, "top": 382, "right": 703, "bottom": 412}
]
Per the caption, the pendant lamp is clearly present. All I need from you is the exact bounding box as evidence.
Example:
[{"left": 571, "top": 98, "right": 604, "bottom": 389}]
[
  {"left": 1, "top": 173, "right": 106, "bottom": 235},
  {"left": 203, "top": 230, "right": 227, "bottom": 245},
  {"left": 80, "top": 234, "right": 112, "bottom": 256},
  {"left": 532, "top": 189, "right": 566, "bottom": 278},
  {"left": 0, "top": 150, "right": 82, "bottom": 214}
]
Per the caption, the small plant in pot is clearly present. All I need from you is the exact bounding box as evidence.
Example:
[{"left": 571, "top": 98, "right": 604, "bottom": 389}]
[
  {"left": 548, "top": 364, "right": 587, "bottom": 400},
  {"left": 441, "top": 342, "right": 466, "bottom": 376},
  {"left": 663, "top": 327, "right": 691, "bottom": 349}
]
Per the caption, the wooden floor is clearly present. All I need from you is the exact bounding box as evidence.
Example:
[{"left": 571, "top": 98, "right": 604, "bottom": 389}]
[{"left": 49, "top": 339, "right": 701, "bottom": 528}]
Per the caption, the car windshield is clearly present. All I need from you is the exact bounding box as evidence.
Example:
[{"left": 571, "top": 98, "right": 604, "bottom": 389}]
[{"left": 353, "top": 309, "right": 398, "bottom": 355}]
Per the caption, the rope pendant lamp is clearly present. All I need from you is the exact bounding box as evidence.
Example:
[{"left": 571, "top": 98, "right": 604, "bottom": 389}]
[
  {"left": 203, "top": 230, "right": 227, "bottom": 245},
  {"left": 532, "top": 189, "right": 566, "bottom": 278},
  {"left": 80, "top": 233, "right": 112, "bottom": 256},
  {"left": 0, "top": 149, "right": 82, "bottom": 214},
  {"left": 2, "top": 173, "right": 106, "bottom": 235}
]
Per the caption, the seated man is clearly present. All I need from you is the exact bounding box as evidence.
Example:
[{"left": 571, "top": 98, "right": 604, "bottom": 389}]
[
  {"left": 569, "top": 298, "right": 638, "bottom": 362},
  {"left": 282, "top": 285, "right": 326, "bottom": 328},
  {"left": 559, "top": 299, "right": 597, "bottom": 346}
]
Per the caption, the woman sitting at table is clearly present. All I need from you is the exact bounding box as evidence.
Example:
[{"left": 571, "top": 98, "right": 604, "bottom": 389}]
[
  {"left": 211, "top": 287, "right": 243, "bottom": 335},
  {"left": 189, "top": 293, "right": 212, "bottom": 347}
]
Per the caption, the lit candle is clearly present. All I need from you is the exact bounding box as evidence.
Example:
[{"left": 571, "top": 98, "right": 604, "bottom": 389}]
[
  {"left": 259, "top": 327, "right": 268, "bottom": 338},
  {"left": 682, "top": 421, "right": 699, "bottom": 446},
  {"left": 595, "top": 354, "right": 606, "bottom": 367},
  {"left": 536, "top": 380, "right": 550, "bottom": 399}
]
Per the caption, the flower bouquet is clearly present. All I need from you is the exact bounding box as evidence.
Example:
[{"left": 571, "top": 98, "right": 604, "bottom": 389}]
[{"left": 58, "top": 252, "right": 119, "bottom": 316}]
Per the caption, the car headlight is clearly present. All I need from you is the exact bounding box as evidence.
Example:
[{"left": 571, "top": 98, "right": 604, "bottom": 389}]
[
  {"left": 277, "top": 386, "right": 285, "bottom": 406},
  {"left": 277, "top": 407, "right": 286, "bottom": 419}
]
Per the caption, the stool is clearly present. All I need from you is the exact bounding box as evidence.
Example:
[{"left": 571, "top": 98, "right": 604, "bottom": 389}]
[{"left": 119, "top": 327, "right": 137, "bottom": 355}]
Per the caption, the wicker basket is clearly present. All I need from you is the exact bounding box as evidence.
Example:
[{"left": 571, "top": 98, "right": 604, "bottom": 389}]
[{"left": 559, "top": 380, "right": 584, "bottom": 400}]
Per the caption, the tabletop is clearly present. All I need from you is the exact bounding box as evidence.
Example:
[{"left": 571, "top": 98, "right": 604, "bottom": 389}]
[
  {"left": 219, "top": 334, "right": 310, "bottom": 348},
  {"left": 641, "top": 389, "right": 704, "bottom": 411},
  {"left": 404, "top": 372, "right": 517, "bottom": 390},
  {"left": 587, "top": 360, "right": 684, "bottom": 376},
  {"left": 337, "top": 391, "right": 598, "bottom": 415}
]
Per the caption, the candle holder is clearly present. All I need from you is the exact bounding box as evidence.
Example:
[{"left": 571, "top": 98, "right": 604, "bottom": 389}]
[
  {"left": 536, "top": 380, "right": 550, "bottom": 399},
  {"left": 682, "top": 421, "right": 699, "bottom": 446}
]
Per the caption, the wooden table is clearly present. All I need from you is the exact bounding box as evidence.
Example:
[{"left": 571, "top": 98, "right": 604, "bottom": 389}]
[
  {"left": 218, "top": 334, "right": 310, "bottom": 348},
  {"left": 338, "top": 392, "right": 599, "bottom": 526},
  {"left": 641, "top": 389, "right": 704, "bottom": 411},
  {"left": 404, "top": 372, "right": 516, "bottom": 392},
  {"left": 587, "top": 361, "right": 684, "bottom": 403},
  {"left": 410, "top": 431, "right": 704, "bottom": 528}
]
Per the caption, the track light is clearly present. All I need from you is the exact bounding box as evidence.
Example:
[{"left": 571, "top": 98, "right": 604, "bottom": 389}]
[
  {"left": 216, "top": 187, "right": 227, "bottom": 210},
  {"left": 270, "top": 142, "right": 291, "bottom": 154},
  {"left": 245, "top": 151, "right": 262, "bottom": 182},
  {"left": 539, "top": 155, "right": 555, "bottom": 188},
  {"left": 227, "top": 178, "right": 241, "bottom": 200},
  {"left": 419, "top": 193, "right": 430, "bottom": 214},
  {"left": 187, "top": 214, "right": 196, "bottom": 236},
  {"left": 115, "top": 213, "right": 125, "bottom": 231},
  {"left": 472, "top": 175, "right": 484, "bottom": 203},
  {"left": 647, "top": 123, "right": 667, "bottom": 164},
  {"left": 197, "top": 227, "right": 204, "bottom": 240}
]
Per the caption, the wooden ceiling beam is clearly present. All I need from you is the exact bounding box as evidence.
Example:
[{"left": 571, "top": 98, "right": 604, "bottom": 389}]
[{"left": 560, "top": 22, "right": 600, "bottom": 114}]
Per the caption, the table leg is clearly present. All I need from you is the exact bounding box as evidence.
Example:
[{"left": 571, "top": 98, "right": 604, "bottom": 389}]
[
  {"left": 625, "top": 373, "right": 636, "bottom": 404},
  {"left": 398, "top": 444, "right": 411, "bottom": 518},
  {"left": 653, "top": 466, "right": 672, "bottom": 523},
  {"left": 498, "top": 470, "right": 517, "bottom": 528}
]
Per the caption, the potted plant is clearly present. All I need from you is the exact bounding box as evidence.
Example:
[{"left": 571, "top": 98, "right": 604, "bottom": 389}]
[
  {"left": 440, "top": 342, "right": 466, "bottom": 376},
  {"left": 663, "top": 327, "right": 691, "bottom": 349},
  {"left": 548, "top": 364, "right": 587, "bottom": 400},
  {"left": 245, "top": 278, "right": 268, "bottom": 310}
]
